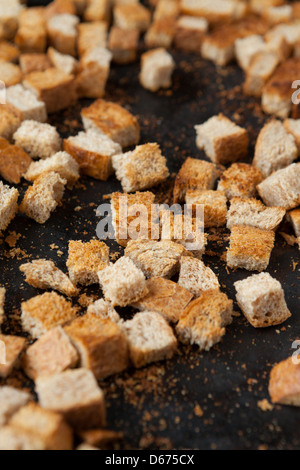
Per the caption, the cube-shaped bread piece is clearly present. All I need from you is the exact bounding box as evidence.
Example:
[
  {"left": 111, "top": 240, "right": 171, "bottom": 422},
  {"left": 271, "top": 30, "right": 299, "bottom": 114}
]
[
  {"left": 45, "top": 0, "right": 76, "bottom": 20},
  {"left": 114, "top": 3, "right": 151, "bottom": 32},
  {"left": 25, "top": 152, "right": 79, "bottom": 189},
  {"left": 48, "top": 47, "right": 78, "bottom": 75},
  {"left": 257, "top": 163, "right": 300, "bottom": 210},
  {"left": 63, "top": 129, "right": 120, "bottom": 181},
  {"left": 174, "top": 15, "right": 208, "bottom": 52},
  {"left": 20, "top": 172, "right": 67, "bottom": 224},
  {"left": 178, "top": 256, "right": 220, "bottom": 297},
  {"left": 227, "top": 198, "right": 286, "bottom": 231},
  {"left": 79, "top": 428, "right": 123, "bottom": 448},
  {"left": 112, "top": 143, "right": 169, "bottom": 192},
  {"left": 87, "top": 299, "right": 121, "bottom": 324},
  {"left": 284, "top": 119, "right": 300, "bottom": 154},
  {"left": 98, "top": 256, "right": 148, "bottom": 307},
  {"left": 10, "top": 403, "right": 73, "bottom": 451},
  {"left": 20, "top": 259, "right": 78, "bottom": 297},
  {"left": 234, "top": 272, "right": 291, "bottom": 328},
  {"left": 76, "top": 47, "right": 112, "bottom": 99},
  {"left": 227, "top": 225, "right": 275, "bottom": 272},
  {"left": 0, "top": 426, "right": 45, "bottom": 450},
  {"left": 123, "top": 311, "right": 177, "bottom": 368},
  {"left": 132, "top": 277, "right": 193, "bottom": 324},
  {"left": 0, "top": 334, "right": 27, "bottom": 378},
  {"left": 0, "top": 40, "right": 19, "bottom": 63},
  {"left": 0, "top": 1, "right": 23, "bottom": 40},
  {"left": 21, "top": 292, "right": 77, "bottom": 339},
  {"left": 78, "top": 22, "right": 108, "bottom": 57},
  {"left": 13, "top": 120, "right": 61, "bottom": 160},
  {"left": 176, "top": 291, "right": 233, "bottom": 351},
  {"left": 0, "top": 286, "right": 5, "bottom": 325},
  {"left": 6, "top": 84, "right": 47, "bottom": 122},
  {"left": 185, "top": 189, "right": 227, "bottom": 228},
  {"left": 217, "top": 163, "right": 263, "bottom": 200},
  {"left": 145, "top": 18, "right": 175, "bottom": 49},
  {"left": 140, "top": 48, "right": 175, "bottom": 92},
  {"left": 84, "top": 0, "right": 111, "bottom": 22},
  {"left": 15, "top": 7, "right": 47, "bottom": 53},
  {"left": 67, "top": 240, "right": 110, "bottom": 286},
  {"left": 19, "top": 53, "right": 52, "bottom": 75},
  {"left": 0, "top": 181, "right": 19, "bottom": 233},
  {"left": 0, "top": 62, "right": 22, "bottom": 87},
  {"left": 109, "top": 26, "right": 139, "bottom": 64},
  {"left": 180, "top": 0, "right": 246, "bottom": 24},
  {"left": 173, "top": 158, "right": 218, "bottom": 203},
  {"left": 250, "top": 0, "right": 285, "bottom": 15},
  {"left": 82, "top": 99, "right": 140, "bottom": 148},
  {"left": 64, "top": 314, "right": 129, "bottom": 380},
  {"left": 287, "top": 208, "right": 300, "bottom": 237},
  {"left": 244, "top": 52, "right": 280, "bottom": 97},
  {"left": 0, "top": 103, "right": 22, "bottom": 140},
  {"left": 23, "top": 327, "right": 79, "bottom": 380},
  {"left": 269, "top": 357, "right": 300, "bottom": 406},
  {"left": 36, "top": 368, "right": 106, "bottom": 430},
  {"left": 154, "top": 0, "right": 180, "bottom": 21},
  {"left": 0, "top": 386, "right": 30, "bottom": 427},
  {"left": 0, "top": 139, "right": 32, "bottom": 185},
  {"left": 23, "top": 68, "right": 77, "bottom": 114},
  {"left": 263, "top": 5, "right": 292, "bottom": 26},
  {"left": 195, "top": 114, "right": 249, "bottom": 164},
  {"left": 47, "top": 14, "right": 79, "bottom": 56},
  {"left": 253, "top": 121, "right": 298, "bottom": 178},
  {"left": 235, "top": 35, "right": 266, "bottom": 71}
]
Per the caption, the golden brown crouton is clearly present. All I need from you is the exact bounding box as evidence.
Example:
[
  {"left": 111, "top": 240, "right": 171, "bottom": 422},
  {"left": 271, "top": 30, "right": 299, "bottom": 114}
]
[
  {"left": 217, "top": 163, "right": 263, "bottom": 200},
  {"left": 178, "top": 256, "right": 220, "bottom": 298},
  {"left": 287, "top": 208, "right": 300, "bottom": 237},
  {"left": 78, "top": 21, "right": 108, "bottom": 57},
  {"left": 0, "top": 334, "right": 27, "bottom": 378},
  {"left": 269, "top": 357, "right": 300, "bottom": 406},
  {"left": 0, "top": 138, "right": 32, "bottom": 185},
  {"left": 108, "top": 26, "right": 139, "bottom": 64},
  {"left": 47, "top": 14, "right": 79, "bottom": 57},
  {"left": 0, "top": 40, "right": 19, "bottom": 63},
  {"left": 140, "top": 48, "right": 175, "bottom": 92},
  {"left": 0, "top": 386, "right": 30, "bottom": 427},
  {"left": 257, "top": 163, "right": 300, "bottom": 210},
  {"left": 227, "top": 198, "right": 286, "bottom": 231},
  {"left": 114, "top": 3, "right": 151, "bottom": 32},
  {"left": 0, "top": 181, "right": 19, "bottom": 234},
  {"left": 173, "top": 158, "right": 218, "bottom": 203},
  {"left": 76, "top": 46, "right": 112, "bottom": 99},
  {"left": 79, "top": 429, "right": 123, "bottom": 448},
  {"left": 15, "top": 7, "right": 47, "bottom": 53},
  {"left": 185, "top": 189, "right": 227, "bottom": 228},
  {"left": 84, "top": 0, "right": 111, "bottom": 22},
  {"left": 67, "top": 240, "right": 110, "bottom": 286},
  {"left": 0, "top": 62, "right": 22, "bottom": 87},
  {"left": 0, "top": 104, "right": 22, "bottom": 141},
  {"left": 19, "top": 53, "right": 52, "bottom": 75},
  {"left": 145, "top": 18, "right": 175, "bottom": 49}
]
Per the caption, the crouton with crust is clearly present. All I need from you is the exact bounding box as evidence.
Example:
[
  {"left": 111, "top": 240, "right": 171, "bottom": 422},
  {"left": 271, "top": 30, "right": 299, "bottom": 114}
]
[
  {"left": 145, "top": 18, "right": 175, "bottom": 49},
  {"left": 19, "top": 53, "right": 52, "bottom": 75},
  {"left": 78, "top": 22, "right": 108, "bottom": 57},
  {"left": 114, "top": 3, "right": 151, "bottom": 32},
  {"left": 109, "top": 26, "right": 139, "bottom": 64},
  {"left": 84, "top": 0, "right": 111, "bottom": 22},
  {"left": 140, "top": 48, "right": 175, "bottom": 92},
  {"left": 0, "top": 62, "right": 22, "bottom": 87},
  {"left": 25, "top": 152, "right": 79, "bottom": 189},
  {"left": 257, "top": 163, "right": 300, "bottom": 210},
  {"left": 76, "top": 47, "right": 112, "bottom": 99},
  {"left": 287, "top": 208, "right": 300, "bottom": 237},
  {"left": 0, "top": 40, "right": 19, "bottom": 63},
  {"left": 13, "top": 120, "right": 61, "bottom": 160},
  {"left": 178, "top": 256, "right": 220, "bottom": 297},
  {"left": 48, "top": 47, "right": 78, "bottom": 75},
  {"left": 15, "top": 7, "right": 47, "bottom": 53},
  {"left": 0, "top": 181, "right": 19, "bottom": 233},
  {"left": 0, "top": 2, "right": 24, "bottom": 41},
  {"left": 6, "top": 84, "right": 47, "bottom": 122},
  {"left": 67, "top": 240, "right": 110, "bottom": 286},
  {"left": 269, "top": 357, "right": 300, "bottom": 406},
  {"left": 180, "top": 0, "right": 247, "bottom": 24},
  {"left": 227, "top": 198, "right": 286, "bottom": 231},
  {"left": 217, "top": 163, "right": 263, "bottom": 200},
  {"left": 0, "top": 334, "right": 27, "bottom": 378},
  {"left": 244, "top": 52, "right": 280, "bottom": 97},
  {"left": 47, "top": 14, "right": 79, "bottom": 57},
  {"left": 0, "top": 386, "right": 30, "bottom": 427},
  {"left": 87, "top": 299, "right": 121, "bottom": 324}
]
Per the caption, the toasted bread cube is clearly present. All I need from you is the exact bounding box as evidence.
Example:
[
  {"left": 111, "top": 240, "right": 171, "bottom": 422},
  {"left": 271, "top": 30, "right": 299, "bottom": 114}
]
[
  {"left": 76, "top": 46, "right": 112, "bottom": 99},
  {"left": 99, "top": 256, "right": 148, "bottom": 307},
  {"left": 195, "top": 114, "right": 249, "bottom": 164},
  {"left": 227, "top": 225, "right": 275, "bottom": 272},
  {"left": 0, "top": 40, "right": 19, "bottom": 63},
  {"left": 140, "top": 48, "right": 175, "bottom": 92},
  {"left": 0, "top": 104, "right": 22, "bottom": 141},
  {"left": 78, "top": 22, "right": 108, "bottom": 57},
  {"left": 0, "top": 62, "right": 22, "bottom": 87},
  {"left": 250, "top": 0, "right": 285, "bottom": 15},
  {"left": 108, "top": 26, "right": 139, "bottom": 64},
  {"left": 185, "top": 189, "right": 227, "bottom": 228},
  {"left": 234, "top": 272, "right": 291, "bottom": 328},
  {"left": 25, "top": 152, "right": 79, "bottom": 189},
  {"left": 227, "top": 198, "right": 286, "bottom": 231},
  {"left": 173, "top": 158, "right": 217, "bottom": 203},
  {"left": 45, "top": 0, "right": 76, "bottom": 20},
  {"left": 263, "top": 5, "right": 292, "bottom": 25},
  {"left": 244, "top": 52, "right": 280, "bottom": 97},
  {"left": 19, "top": 53, "right": 52, "bottom": 75},
  {"left": 67, "top": 240, "right": 110, "bottom": 286},
  {"left": 47, "top": 14, "right": 79, "bottom": 57},
  {"left": 269, "top": 357, "right": 300, "bottom": 406},
  {"left": 235, "top": 35, "right": 265, "bottom": 71},
  {"left": 87, "top": 299, "right": 121, "bottom": 324},
  {"left": 174, "top": 15, "right": 208, "bottom": 52},
  {"left": 287, "top": 208, "right": 300, "bottom": 237},
  {"left": 180, "top": 0, "right": 246, "bottom": 23},
  {"left": 20, "top": 172, "right": 67, "bottom": 224},
  {"left": 20, "top": 259, "right": 78, "bottom": 297},
  {"left": 63, "top": 129, "right": 121, "bottom": 181},
  {"left": 70, "top": 0, "right": 87, "bottom": 15},
  {"left": 13, "top": 120, "right": 61, "bottom": 160},
  {"left": 6, "top": 84, "right": 47, "bottom": 122},
  {"left": 15, "top": 7, "right": 47, "bottom": 53},
  {"left": 284, "top": 118, "right": 300, "bottom": 154},
  {"left": 84, "top": 0, "right": 111, "bottom": 22},
  {"left": 123, "top": 311, "right": 177, "bottom": 368},
  {"left": 0, "top": 426, "right": 45, "bottom": 450},
  {"left": 0, "top": 2, "right": 23, "bottom": 40},
  {"left": 257, "top": 163, "right": 300, "bottom": 210},
  {"left": 176, "top": 291, "right": 233, "bottom": 351},
  {"left": 125, "top": 239, "right": 188, "bottom": 279},
  {"left": 154, "top": 0, "right": 180, "bottom": 21},
  {"left": 0, "top": 286, "right": 5, "bottom": 325},
  {"left": 21, "top": 292, "right": 77, "bottom": 339},
  {"left": 253, "top": 120, "right": 298, "bottom": 178},
  {"left": 178, "top": 256, "right": 220, "bottom": 297},
  {"left": 112, "top": 143, "right": 169, "bottom": 192},
  {"left": 79, "top": 428, "right": 123, "bottom": 448},
  {"left": 145, "top": 18, "right": 175, "bottom": 49},
  {"left": 23, "top": 327, "right": 78, "bottom": 381},
  {"left": 82, "top": 99, "right": 140, "bottom": 148},
  {"left": 0, "top": 386, "right": 30, "bottom": 427},
  {"left": 65, "top": 314, "right": 129, "bottom": 380},
  {"left": 0, "top": 334, "right": 26, "bottom": 378},
  {"left": 217, "top": 163, "right": 263, "bottom": 200},
  {"left": 48, "top": 47, "right": 78, "bottom": 75},
  {"left": 265, "top": 33, "right": 291, "bottom": 62},
  {"left": 0, "top": 138, "right": 32, "bottom": 185},
  {"left": 10, "top": 403, "right": 73, "bottom": 451},
  {"left": 132, "top": 277, "right": 193, "bottom": 323},
  {"left": 114, "top": 3, "right": 151, "bottom": 32},
  {"left": 0, "top": 182, "right": 19, "bottom": 233}
]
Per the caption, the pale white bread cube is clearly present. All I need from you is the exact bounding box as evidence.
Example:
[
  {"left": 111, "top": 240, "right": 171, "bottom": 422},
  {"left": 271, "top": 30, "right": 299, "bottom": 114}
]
[
  {"left": 257, "top": 163, "right": 300, "bottom": 210},
  {"left": 265, "top": 22, "right": 300, "bottom": 48},
  {"left": 78, "top": 21, "right": 108, "bottom": 57},
  {"left": 6, "top": 84, "right": 47, "bottom": 122},
  {"left": 140, "top": 48, "right": 175, "bottom": 92},
  {"left": 76, "top": 46, "right": 112, "bottom": 99},
  {"left": 25, "top": 152, "right": 79, "bottom": 189},
  {"left": 180, "top": 0, "right": 247, "bottom": 24},
  {"left": 250, "top": 0, "right": 285, "bottom": 15},
  {"left": 48, "top": 47, "right": 78, "bottom": 75},
  {"left": 269, "top": 356, "right": 300, "bottom": 407},
  {"left": 227, "top": 198, "right": 286, "bottom": 231},
  {"left": 235, "top": 35, "right": 265, "bottom": 71},
  {"left": 13, "top": 120, "right": 61, "bottom": 160},
  {"left": 284, "top": 118, "right": 300, "bottom": 154},
  {"left": 263, "top": 5, "right": 292, "bottom": 25},
  {"left": 244, "top": 52, "right": 280, "bottom": 97},
  {"left": 47, "top": 13, "right": 79, "bottom": 56},
  {"left": 287, "top": 208, "right": 300, "bottom": 238},
  {"left": 0, "top": 0, "right": 23, "bottom": 40},
  {"left": 0, "top": 62, "right": 22, "bottom": 87},
  {"left": 0, "top": 386, "right": 30, "bottom": 427},
  {"left": 114, "top": 3, "right": 151, "bottom": 32}
]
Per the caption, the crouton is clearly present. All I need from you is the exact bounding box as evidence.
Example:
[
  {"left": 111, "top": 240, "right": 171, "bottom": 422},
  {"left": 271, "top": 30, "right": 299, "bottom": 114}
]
[
  {"left": 263, "top": 5, "right": 292, "bottom": 25},
  {"left": 114, "top": 3, "right": 151, "bottom": 32},
  {"left": 81, "top": 99, "right": 140, "bottom": 148},
  {"left": 287, "top": 208, "right": 300, "bottom": 237},
  {"left": 108, "top": 26, "right": 139, "bottom": 64},
  {"left": 70, "top": 0, "right": 87, "bottom": 15},
  {"left": 154, "top": 0, "right": 180, "bottom": 21},
  {"left": 253, "top": 120, "right": 298, "bottom": 177},
  {"left": 0, "top": 386, "right": 30, "bottom": 427},
  {"left": 235, "top": 272, "right": 292, "bottom": 327},
  {"left": 20, "top": 259, "right": 78, "bottom": 297},
  {"left": 185, "top": 189, "right": 227, "bottom": 228},
  {"left": 257, "top": 163, "right": 300, "bottom": 210},
  {"left": 13, "top": 120, "right": 61, "bottom": 160},
  {"left": 36, "top": 368, "right": 106, "bottom": 430},
  {"left": 98, "top": 256, "right": 148, "bottom": 307},
  {"left": 0, "top": 1, "right": 23, "bottom": 40},
  {"left": 87, "top": 299, "right": 121, "bottom": 324},
  {"left": 0, "top": 62, "right": 22, "bottom": 87},
  {"left": 123, "top": 311, "right": 177, "bottom": 368},
  {"left": 174, "top": 15, "right": 208, "bottom": 52},
  {"left": 132, "top": 277, "right": 193, "bottom": 323},
  {"left": 178, "top": 256, "right": 220, "bottom": 297},
  {"left": 176, "top": 290, "right": 233, "bottom": 351},
  {"left": 244, "top": 52, "right": 280, "bottom": 97},
  {"left": 180, "top": 0, "right": 246, "bottom": 24},
  {"left": 195, "top": 114, "right": 249, "bottom": 164},
  {"left": 266, "top": 22, "right": 300, "bottom": 48},
  {"left": 77, "top": 443, "right": 99, "bottom": 450},
  {"left": 67, "top": 240, "right": 110, "bottom": 286},
  {"left": 235, "top": 35, "right": 265, "bottom": 71},
  {"left": 227, "top": 225, "right": 275, "bottom": 272},
  {"left": 47, "top": 14, "right": 79, "bottom": 57},
  {"left": 25, "top": 152, "right": 79, "bottom": 189},
  {"left": 0, "top": 181, "right": 19, "bottom": 233},
  {"left": 0, "top": 334, "right": 26, "bottom": 378},
  {"left": 284, "top": 118, "right": 300, "bottom": 154},
  {"left": 20, "top": 172, "right": 67, "bottom": 224},
  {"left": 227, "top": 198, "right": 286, "bottom": 232},
  {"left": 6, "top": 84, "right": 47, "bottom": 122},
  {"left": 145, "top": 18, "right": 175, "bottom": 49},
  {"left": 217, "top": 163, "right": 263, "bottom": 200},
  {"left": 21, "top": 292, "right": 77, "bottom": 339},
  {"left": 65, "top": 314, "right": 129, "bottom": 380},
  {"left": 0, "top": 105, "right": 21, "bottom": 141},
  {"left": 112, "top": 143, "right": 169, "bottom": 192},
  {"left": 63, "top": 129, "right": 121, "bottom": 181},
  {"left": 173, "top": 158, "right": 217, "bottom": 203},
  {"left": 44, "top": 0, "right": 76, "bottom": 19},
  {"left": 140, "top": 48, "right": 175, "bottom": 92},
  {"left": 250, "top": 0, "right": 284, "bottom": 15},
  {"left": 15, "top": 7, "right": 47, "bottom": 53},
  {"left": 48, "top": 47, "right": 78, "bottom": 75},
  {"left": 265, "top": 33, "right": 291, "bottom": 62},
  {"left": 76, "top": 47, "right": 112, "bottom": 99},
  {"left": 19, "top": 53, "right": 52, "bottom": 75},
  {"left": 78, "top": 22, "right": 108, "bottom": 57},
  {"left": 23, "top": 327, "right": 79, "bottom": 380},
  {"left": 269, "top": 357, "right": 300, "bottom": 406},
  {"left": 0, "top": 40, "right": 19, "bottom": 63},
  {"left": 0, "top": 426, "right": 44, "bottom": 451},
  {"left": 84, "top": 0, "right": 111, "bottom": 22},
  {"left": 79, "top": 429, "right": 123, "bottom": 448},
  {"left": 0, "top": 138, "right": 32, "bottom": 185},
  {"left": 0, "top": 287, "right": 5, "bottom": 326}
]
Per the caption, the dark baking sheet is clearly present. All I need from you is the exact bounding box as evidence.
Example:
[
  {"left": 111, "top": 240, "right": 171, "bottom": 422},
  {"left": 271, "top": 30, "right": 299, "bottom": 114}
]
[{"left": 1, "top": 0, "right": 300, "bottom": 451}]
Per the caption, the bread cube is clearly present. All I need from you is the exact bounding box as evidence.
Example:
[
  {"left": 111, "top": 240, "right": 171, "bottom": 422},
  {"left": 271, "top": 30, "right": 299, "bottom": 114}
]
[
  {"left": 36, "top": 368, "right": 106, "bottom": 430},
  {"left": 265, "top": 33, "right": 291, "bottom": 62},
  {"left": 0, "top": 62, "right": 22, "bottom": 87},
  {"left": 234, "top": 272, "right": 291, "bottom": 328},
  {"left": 114, "top": 3, "right": 151, "bottom": 32},
  {"left": 87, "top": 299, "right": 121, "bottom": 324},
  {"left": 0, "top": 286, "right": 5, "bottom": 325},
  {"left": 244, "top": 52, "right": 280, "bottom": 97},
  {"left": 48, "top": 47, "right": 78, "bottom": 75},
  {"left": 195, "top": 114, "right": 249, "bottom": 164},
  {"left": 235, "top": 35, "right": 266, "bottom": 71},
  {"left": 76, "top": 47, "right": 112, "bottom": 99},
  {"left": 99, "top": 256, "right": 148, "bottom": 307},
  {"left": 174, "top": 15, "right": 208, "bottom": 52},
  {"left": 0, "top": 426, "right": 45, "bottom": 450},
  {"left": 123, "top": 311, "right": 177, "bottom": 368},
  {"left": 67, "top": 240, "right": 110, "bottom": 286},
  {"left": 227, "top": 225, "right": 275, "bottom": 272},
  {"left": 0, "top": 334, "right": 26, "bottom": 378},
  {"left": 78, "top": 21, "right": 108, "bottom": 57},
  {"left": 178, "top": 256, "right": 220, "bottom": 297},
  {"left": 284, "top": 119, "right": 300, "bottom": 154},
  {"left": 132, "top": 277, "right": 193, "bottom": 323},
  {"left": 185, "top": 189, "right": 227, "bottom": 228},
  {"left": 19, "top": 53, "right": 52, "bottom": 75},
  {"left": 21, "top": 292, "right": 77, "bottom": 339},
  {"left": 45, "top": 0, "right": 76, "bottom": 19},
  {"left": 140, "top": 48, "right": 175, "bottom": 92},
  {"left": 15, "top": 7, "right": 47, "bottom": 53},
  {"left": 0, "top": 386, "right": 30, "bottom": 427},
  {"left": 180, "top": 0, "right": 246, "bottom": 24},
  {"left": 217, "top": 163, "right": 263, "bottom": 200},
  {"left": 287, "top": 208, "right": 300, "bottom": 237},
  {"left": 79, "top": 428, "right": 123, "bottom": 448},
  {"left": 112, "top": 143, "right": 169, "bottom": 192},
  {"left": 63, "top": 129, "right": 121, "bottom": 181},
  {"left": 227, "top": 198, "right": 286, "bottom": 231},
  {"left": 81, "top": 99, "right": 140, "bottom": 148},
  {"left": 47, "top": 14, "right": 79, "bottom": 56},
  {"left": 84, "top": 0, "right": 111, "bottom": 22},
  {"left": 250, "top": 0, "right": 285, "bottom": 15},
  {"left": 0, "top": 181, "right": 19, "bottom": 233},
  {"left": 0, "top": 40, "right": 19, "bottom": 63},
  {"left": 269, "top": 357, "right": 300, "bottom": 406},
  {"left": 25, "top": 152, "right": 79, "bottom": 189},
  {"left": 109, "top": 26, "right": 139, "bottom": 64},
  {"left": 145, "top": 18, "right": 175, "bottom": 49},
  {"left": 6, "top": 84, "right": 47, "bottom": 122},
  {"left": 257, "top": 163, "right": 300, "bottom": 210},
  {"left": 201, "top": 23, "right": 243, "bottom": 67},
  {"left": 13, "top": 120, "right": 61, "bottom": 160},
  {"left": 173, "top": 158, "right": 217, "bottom": 203},
  {"left": 154, "top": 0, "right": 180, "bottom": 21},
  {"left": 176, "top": 291, "right": 233, "bottom": 351},
  {"left": 0, "top": 138, "right": 32, "bottom": 185},
  {"left": 0, "top": 1, "right": 23, "bottom": 40},
  {"left": 263, "top": 5, "right": 292, "bottom": 25},
  {"left": 23, "top": 327, "right": 79, "bottom": 380}
]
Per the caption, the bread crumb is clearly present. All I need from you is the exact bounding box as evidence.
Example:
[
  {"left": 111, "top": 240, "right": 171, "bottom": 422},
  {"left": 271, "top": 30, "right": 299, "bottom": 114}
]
[{"left": 257, "top": 399, "right": 274, "bottom": 412}]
